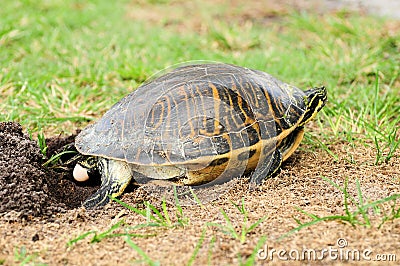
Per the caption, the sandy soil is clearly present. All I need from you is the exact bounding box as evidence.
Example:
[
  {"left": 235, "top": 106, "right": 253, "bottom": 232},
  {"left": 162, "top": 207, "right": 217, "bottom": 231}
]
[{"left": 1, "top": 122, "right": 399, "bottom": 265}]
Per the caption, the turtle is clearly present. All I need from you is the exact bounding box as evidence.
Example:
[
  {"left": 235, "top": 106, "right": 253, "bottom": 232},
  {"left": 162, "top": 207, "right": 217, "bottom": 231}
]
[{"left": 73, "top": 63, "right": 327, "bottom": 208}]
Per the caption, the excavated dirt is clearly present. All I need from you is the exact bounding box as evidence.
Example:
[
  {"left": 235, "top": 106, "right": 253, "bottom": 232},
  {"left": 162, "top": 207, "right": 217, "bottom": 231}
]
[
  {"left": 0, "top": 122, "right": 99, "bottom": 221},
  {"left": 0, "top": 122, "right": 50, "bottom": 219}
]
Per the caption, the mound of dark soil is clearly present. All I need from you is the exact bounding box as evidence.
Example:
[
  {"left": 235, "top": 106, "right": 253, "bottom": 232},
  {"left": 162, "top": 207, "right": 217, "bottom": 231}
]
[
  {"left": 0, "top": 122, "right": 99, "bottom": 221},
  {"left": 0, "top": 122, "right": 50, "bottom": 219}
]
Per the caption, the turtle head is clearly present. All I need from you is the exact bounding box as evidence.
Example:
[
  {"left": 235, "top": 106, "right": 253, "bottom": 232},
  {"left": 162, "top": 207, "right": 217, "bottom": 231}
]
[
  {"left": 299, "top": 86, "right": 327, "bottom": 126},
  {"left": 73, "top": 156, "right": 98, "bottom": 182}
]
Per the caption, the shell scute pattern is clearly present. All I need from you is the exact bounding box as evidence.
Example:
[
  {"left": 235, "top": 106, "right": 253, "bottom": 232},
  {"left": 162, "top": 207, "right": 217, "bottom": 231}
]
[{"left": 76, "top": 63, "right": 308, "bottom": 166}]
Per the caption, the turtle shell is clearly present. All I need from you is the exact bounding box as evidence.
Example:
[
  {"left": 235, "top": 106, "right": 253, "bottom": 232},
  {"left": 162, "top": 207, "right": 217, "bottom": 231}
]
[{"left": 75, "top": 63, "right": 308, "bottom": 166}]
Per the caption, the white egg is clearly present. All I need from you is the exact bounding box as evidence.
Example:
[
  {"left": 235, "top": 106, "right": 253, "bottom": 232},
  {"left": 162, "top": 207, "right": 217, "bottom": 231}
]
[{"left": 73, "top": 164, "right": 89, "bottom": 182}]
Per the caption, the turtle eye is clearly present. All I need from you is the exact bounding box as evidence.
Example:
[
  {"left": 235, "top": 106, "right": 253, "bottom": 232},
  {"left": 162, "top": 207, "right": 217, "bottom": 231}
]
[
  {"left": 77, "top": 156, "right": 99, "bottom": 175},
  {"left": 86, "top": 166, "right": 98, "bottom": 176}
]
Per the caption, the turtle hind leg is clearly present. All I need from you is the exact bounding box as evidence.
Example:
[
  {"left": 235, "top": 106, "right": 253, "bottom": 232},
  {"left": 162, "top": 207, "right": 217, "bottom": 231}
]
[
  {"left": 83, "top": 158, "right": 132, "bottom": 209},
  {"left": 250, "top": 149, "right": 282, "bottom": 184}
]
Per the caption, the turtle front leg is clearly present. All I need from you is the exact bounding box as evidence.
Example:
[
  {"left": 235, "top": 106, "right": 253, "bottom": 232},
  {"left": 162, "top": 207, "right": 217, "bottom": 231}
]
[{"left": 82, "top": 158, "right": 133, "bottom": 209}]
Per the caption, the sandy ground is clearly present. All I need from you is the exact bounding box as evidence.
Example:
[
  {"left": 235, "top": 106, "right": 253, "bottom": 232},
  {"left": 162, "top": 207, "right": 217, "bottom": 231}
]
[{"left": 1, "top": 127, "right": 399, "bottom": 265}]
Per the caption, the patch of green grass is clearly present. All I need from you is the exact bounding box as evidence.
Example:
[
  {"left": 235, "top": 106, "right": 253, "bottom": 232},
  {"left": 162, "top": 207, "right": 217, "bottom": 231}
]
[
  {"left": 238, "top": 236, "right": 267, "bottom": 266},
  {"left": 207, "top": 198, "right": 267, "bottom": 244},
  {"left": 139, "top": 198, "right": 174, "bottom": 227},
  {"left": 123, "top": 227, "right": 208, "bottom": 266},
  {"left": 280, "top": 176, "right": 400, "bottom": 240},
  {"left": 207, "top": 235, "right": 216, "bottom": 265},
  {"left": 67, "top": 196, "right": 207, "bottom": 265},
  {"left": 36, "top": 130, "right": 48, "bottom": 158},
  {"left": 94, "top": 195, "right": 266, "bottom": 264},
  {"left": 13, "top": 246, "right": 47, "bottom": 266},
  {"left": 42, "top": 150, "right": 77, "bottom": 167},
  {"left": 344, "top": 73, "right": 400, "bottom": 164},
  {"left": 124, "top": 237, "right": 160, "bottom": 266},
  {"left": 112, "top": 186, "right": 189, "bottom": 228},
  {"left": 277, "top": 13, "right": 400, "bottom": 163},
  {"left": 187, "top": 227, "right": 207, "bottom": 266},
  {"left": 305, "top": 73, "right": 400, "bottom": 163},
  {"left": 33, "top": 130, "right": 78, "bottom": 166},
  {"left": 67, "top": 219, "right": 155, "bottom": 247}
]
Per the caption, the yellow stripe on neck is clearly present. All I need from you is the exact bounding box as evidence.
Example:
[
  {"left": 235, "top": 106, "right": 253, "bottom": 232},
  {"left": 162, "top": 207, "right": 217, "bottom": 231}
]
[{"left": 300, "top": 99, "right": 325, "bottom": 127}]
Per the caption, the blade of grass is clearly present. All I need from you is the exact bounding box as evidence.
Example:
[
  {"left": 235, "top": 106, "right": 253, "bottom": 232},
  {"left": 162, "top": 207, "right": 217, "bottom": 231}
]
[
  {"left": 187, "top": 227, "right": 207, "bottom": 266},
  {"left": 207, "top": 236, "right": 216, "bottom": 266},
  {"left": 161, "top": 198, "right": 172, "bottom": 227},
  {"left": 239, "top": 236, "right": 267, "bottom": 266},
  {"left": 125, "top": 237, "right": 160, "bottom": 266},
  {"left": 280, "top": 177, "right": 400, "bottom": 240}
]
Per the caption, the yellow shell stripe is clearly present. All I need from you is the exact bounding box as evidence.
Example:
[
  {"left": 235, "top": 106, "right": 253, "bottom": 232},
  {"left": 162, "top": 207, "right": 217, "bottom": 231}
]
[
  {"left": 183, "top": 85, "right": 196, "bottom": 138},
  {"left": 210, "top": 83, "right": 221, "bottom": 135}
]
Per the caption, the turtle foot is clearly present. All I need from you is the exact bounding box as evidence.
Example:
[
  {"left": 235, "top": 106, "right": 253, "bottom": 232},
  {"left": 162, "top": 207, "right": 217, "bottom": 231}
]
[{"left": 82, "top": 187, "right": 114, "bottom": 208}]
